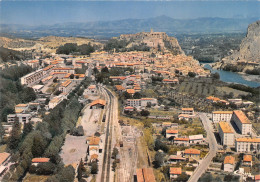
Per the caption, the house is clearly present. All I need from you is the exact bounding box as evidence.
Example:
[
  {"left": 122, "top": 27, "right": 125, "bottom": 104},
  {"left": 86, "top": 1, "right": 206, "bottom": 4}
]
[
  {"left": 2, "top": 125, "right": 12, "bottom": 137},
  {"left": 162, "top": 78, "right": 179, "bottom": 84},
  {"left": 181, "top": 108, "right": 194, "bottom": 116},
  {"left": 218, "top": 121, "right": 234, "bottom": 146},
  {"left": 0, "top": 152, "right": 10, "bottom": 166},
  {"left": 15, "top": 104, "right": 28, "bottom": 113},
  {"left": 52, "top": 67, "right": 75, "bottom": 74},
  {"left": 255, "top": 175, "right": 260, "bottom": 182},
  {"left": 170, "top": 167, "right": 182, "bottom": 179},
  {"left": 206, "top": 96, "right": 220, "bottom": 103},
  {"left": 115, "top": 85, "right": 125, "bottom": 92},
  {"left": 90, "top": 99, "right": 106, "bottom": 109},
  {"left": 189, "top": 134, "right": 204, "bottom": 145},
  {"left": 31, "top": 158, "right": 50, "bottom": 166},
  {"left": 87, "top": 136, "right": 101, "bottom": 156},
  {"left": 140, "top": 98, "right": 158, "bottom": 107},
  {"left": 136, "top": 168, "right": 156, "bottom": 182},
  {"left": 124, "top": 106, "right": 134, "bottom": 112},
  {"left": 232, "top": 110, "right": 252, "bottom": 135},
  {"left": 243, "top": 155, "right": 252, "bottom": 166},
  {"left": 178, "top": 114, "right": 191, "bottom": 121},
  {"left": 162, "top": 122, "right": 177, "bottom": 128},
  {"left": 168, "top": 155, "right": 186, "bottom": 163},
  {"left": 174, "top": 138, "right": 189, "bottom": 146},
  {"left": 212, "top": 111, "right": 233, "bottom": 123},
  {"left": 236, "top": 138, "right": 260, "bottom": 153},
  {"left": 166, "top": 129, "right": 178, "bottom": 139},
  {"left": 184, "top": 148, "right": 200, "bottom": 160},
  {"left": 90, "top": 154, "right": 99, "bottom": 163},
  {"left": 223, "top": 156, "right": 235, "bottom": 172},
  {"left": 126, "top": 89, "right": 135, "bottom": 96},
  {"left": 85, "top": 85, "right": 97, "bottom": 95}
]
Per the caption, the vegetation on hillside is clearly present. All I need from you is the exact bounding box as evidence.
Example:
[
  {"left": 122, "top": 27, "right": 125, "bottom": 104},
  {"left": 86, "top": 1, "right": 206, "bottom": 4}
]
[
  {"left": 56, "top": 43, "right": 95, "bottom": 55},
  {"left": 0, "top": 65, "right": 36, "bottom": 122}
]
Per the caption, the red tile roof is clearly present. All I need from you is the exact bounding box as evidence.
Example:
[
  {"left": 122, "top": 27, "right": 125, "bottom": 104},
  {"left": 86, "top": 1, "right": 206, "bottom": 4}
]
[
  {"left": 170, "top": 167, "right": 182, "bottom": 175},
  {"left": 184, "top": 148, "right": 200, "bottom": 155},
  {"left": 32, "top": 158, "right": 50, "bottom": 163},
  {"left": 224, "top": 156, "right": 235, "bottom": 165}
]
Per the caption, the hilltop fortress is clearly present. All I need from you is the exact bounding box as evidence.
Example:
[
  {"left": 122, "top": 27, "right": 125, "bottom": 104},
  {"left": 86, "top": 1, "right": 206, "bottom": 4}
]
[{"left": 119, "top": 29, "right": 184, "bottom": 54}]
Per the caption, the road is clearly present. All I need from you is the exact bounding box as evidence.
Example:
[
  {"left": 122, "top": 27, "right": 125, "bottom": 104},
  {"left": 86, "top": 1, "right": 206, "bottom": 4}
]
[{"left": 188, "top": 113, "right": 218, "bottom": 182}]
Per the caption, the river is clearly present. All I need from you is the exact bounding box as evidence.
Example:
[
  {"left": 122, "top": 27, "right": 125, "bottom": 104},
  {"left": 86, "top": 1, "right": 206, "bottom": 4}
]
[{"left": 203, "top": 64, "right": 260, "bottom": 88}]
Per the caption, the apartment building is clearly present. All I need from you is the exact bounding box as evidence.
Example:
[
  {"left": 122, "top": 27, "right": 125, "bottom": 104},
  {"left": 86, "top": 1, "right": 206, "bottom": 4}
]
[
  {"left": 49, "top": 97, "right": 63, "bottom": 109},
  {"left": 127, "top": 99, "right": 141, "bottom": 107},
  {"left": 232, "top": 110, "right": 252, "bottom": 135},
  {"left": 7, "top": 113, "right": 32, "bottom": 124},
  {"left": 59, "top": 80, "right": 73, "bottom": 93},
  {"left": 235, "top": 138, "right": 260, "bottom": 153},
  {"left": 218, "top": 121, "right": 235, "bottom": 146},
  {"left": 52, "top": 67, "right": 75, "bottom": 74},
  {"left": 181, "top": 108, "right": 194, "bottom": 116},
  {"left": 126, "top": 98, "right": 157, "bottom": 108},
  {"left": 21, "top": 69, "right": 44, "bottom": 86},
  {"left": 212, "top": 111, "right": 233, "bottom": 123}
]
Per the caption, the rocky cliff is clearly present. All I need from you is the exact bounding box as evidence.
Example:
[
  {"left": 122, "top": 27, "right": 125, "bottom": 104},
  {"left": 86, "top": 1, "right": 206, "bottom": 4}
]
[{"left": 223, "top": 20, "right": 260, "bottom": 63}]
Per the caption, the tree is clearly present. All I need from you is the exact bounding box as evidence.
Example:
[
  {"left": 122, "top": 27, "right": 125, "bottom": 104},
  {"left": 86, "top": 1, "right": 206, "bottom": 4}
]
[
  {"left": 112, "top": 160, "right": 117, "bottom": 171},
  {"left": 23, "top": 122, "right": 33, "bottom": 138},
  {"left": 8, "top": 121, "right": 21, "bottom": 150},
  {"left": 91, "top": 162, "right": 98, "bottom": 174},
  {"left": 153, "top": 152, "right": 164, "bottom": 168},
  {"left": 101, "top": 66, "right": 109, "bottom": 73},
  {"left": 0, "top": 122, "right": 4, "bottom": 143},
  {"left": 133, "top": 92, "right": 142, "bottom": 99},
  {"left": 188, "top": 72, "right": 196, "bottom": 78},
  {"left": 176, "top": 173, "right": 190, "bottom": 182},
  {"left": 70, "top": 74, "right": 75, "bottom": 79},
  {"left": 93, "top": 67, "right": 99, "bottom": 75},
  {"left": 53, "top": 77, "right": 58, "bottom": 83},
  {"left": 211, "top": 72, "right": 220, "bottom": 79},
  {"left": 20, "top": 87, "right": 36, "bottom": 103},
  {"left": 140, "top": 109, "right": 150, "bottom": 117},
  {"left": 77, "top": 159, "right": 84, "bottom": 181},
  {"left": 112, "top": 148, "right": 119, "bottom": 159}
]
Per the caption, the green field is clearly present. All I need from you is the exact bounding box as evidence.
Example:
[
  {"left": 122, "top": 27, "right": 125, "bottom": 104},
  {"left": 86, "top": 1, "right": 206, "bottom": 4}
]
[{"left": 177, "top": 80, "right": 249, "bottom": 97}]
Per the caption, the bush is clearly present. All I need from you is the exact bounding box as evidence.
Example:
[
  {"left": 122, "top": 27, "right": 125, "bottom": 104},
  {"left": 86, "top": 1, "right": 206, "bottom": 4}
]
[{"left": 140, "top": 110, "right": 150, "bottom": 117}]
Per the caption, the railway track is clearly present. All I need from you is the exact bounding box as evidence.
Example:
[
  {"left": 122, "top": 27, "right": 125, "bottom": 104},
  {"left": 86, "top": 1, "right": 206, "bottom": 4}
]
[{"left": 100, "top": 86, "right": 114, "bottom": 182}]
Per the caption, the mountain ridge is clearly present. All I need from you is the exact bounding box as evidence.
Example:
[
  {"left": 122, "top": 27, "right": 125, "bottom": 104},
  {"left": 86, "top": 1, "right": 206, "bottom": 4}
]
[{"left": 1, "top": 16, "right": 259, "bottom": 38}]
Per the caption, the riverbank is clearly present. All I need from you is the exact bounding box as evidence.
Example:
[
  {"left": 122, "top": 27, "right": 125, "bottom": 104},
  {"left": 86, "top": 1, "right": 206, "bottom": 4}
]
[
  {"left": 240, "top": 73, "right": 260, "bottom": 83},
  {"left": 203, "top": 64, "right": 260, "bottom": 88}
]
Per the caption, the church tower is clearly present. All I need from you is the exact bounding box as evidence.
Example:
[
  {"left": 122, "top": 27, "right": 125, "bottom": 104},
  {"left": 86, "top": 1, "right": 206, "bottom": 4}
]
[{"left": 150, "top": 28, "right": 154, "bottom": 33}]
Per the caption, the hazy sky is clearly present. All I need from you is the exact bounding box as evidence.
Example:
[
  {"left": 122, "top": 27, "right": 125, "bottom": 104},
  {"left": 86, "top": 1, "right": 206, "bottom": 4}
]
[{"left": 1, "top": 1, "right": 260, "bottom": 25}]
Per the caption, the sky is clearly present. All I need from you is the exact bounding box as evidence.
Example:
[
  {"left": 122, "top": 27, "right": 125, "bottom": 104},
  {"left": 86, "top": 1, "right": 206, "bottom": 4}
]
[{"left": 0, "top": 1, "right": 260, "bottom": 26}]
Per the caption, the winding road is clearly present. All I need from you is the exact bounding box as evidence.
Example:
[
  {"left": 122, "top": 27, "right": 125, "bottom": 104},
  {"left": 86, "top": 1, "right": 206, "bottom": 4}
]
[{"left": 188, "top": 113, "right": 218, "bottom": 182}]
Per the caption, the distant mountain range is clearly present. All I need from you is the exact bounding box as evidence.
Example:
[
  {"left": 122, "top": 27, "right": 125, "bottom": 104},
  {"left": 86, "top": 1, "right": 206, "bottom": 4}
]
[{"left": 0, "top": 16, "right": 259, "bottom": 38}]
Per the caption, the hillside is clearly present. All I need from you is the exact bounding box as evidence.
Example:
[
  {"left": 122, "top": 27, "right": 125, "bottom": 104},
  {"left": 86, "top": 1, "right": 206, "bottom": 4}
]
[
  {"left": 0, "top": 36, "right": 103, "bottom": 53},
  {"left": 0, "top": 47, "right": 24, "bottom": 63},
  {"left": 118, "top": 30, "right": 183, "bottom": 54}
]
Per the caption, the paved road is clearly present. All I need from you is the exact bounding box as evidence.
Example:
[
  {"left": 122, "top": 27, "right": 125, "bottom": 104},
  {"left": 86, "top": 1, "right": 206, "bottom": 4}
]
[{"left": 188, "top": 113, "right": 218, "bottom": 182}]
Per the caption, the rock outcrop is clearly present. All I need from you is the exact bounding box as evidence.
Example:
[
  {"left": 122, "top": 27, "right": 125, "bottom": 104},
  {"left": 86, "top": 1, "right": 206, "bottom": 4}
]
[
  {"left": 223, "top": 20, "right": 260, "bottom": 63},
  {"left": 119, "top": 29, "right": 184, "bottom": 55}
]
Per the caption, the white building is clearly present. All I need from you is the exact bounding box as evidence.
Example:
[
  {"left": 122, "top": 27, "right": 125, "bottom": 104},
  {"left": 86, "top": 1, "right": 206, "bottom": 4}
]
[
  {"left": 59, "top": 80, "right": 73, "bottom": 93},
  {"left": 84, "top": 85, "right": 97, "bottom": 95},
  {"left": 48, "top": 97, "right": 63, "bottom": 109},
  {"left": 181, "top": 108, "right": 194, "bottom": 116},
  {"left": 212, "top": 111, "right": 233, "bottom": 123},
  {"left": 235, "top": 138, "right": 260, "bottom": 153},
  {"left": 126, "top": 98, "right": 157, "bottom": 108},
  {"left": 218, "top": 121, "right": 235, "bottom": 146},
  {"left": 232, "top": 110, "right": 252, "bottom": 135},
  {"left": 224, "top": 156, "right": 235, "bottom": 172},
  {"left": 21, "top": 69, "right": 44, "bottom": 86},
  {"left": 7, "top": 113, "right": 32, "bottom": 124},
  {"left": 189, "top": 134, "right": 204, "bottom": 144}
]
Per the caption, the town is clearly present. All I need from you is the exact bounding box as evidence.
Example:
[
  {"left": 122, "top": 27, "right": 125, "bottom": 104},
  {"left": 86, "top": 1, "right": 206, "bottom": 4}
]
[{"left": 0, "top": 29, "right": 259, "bottom": 182}]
